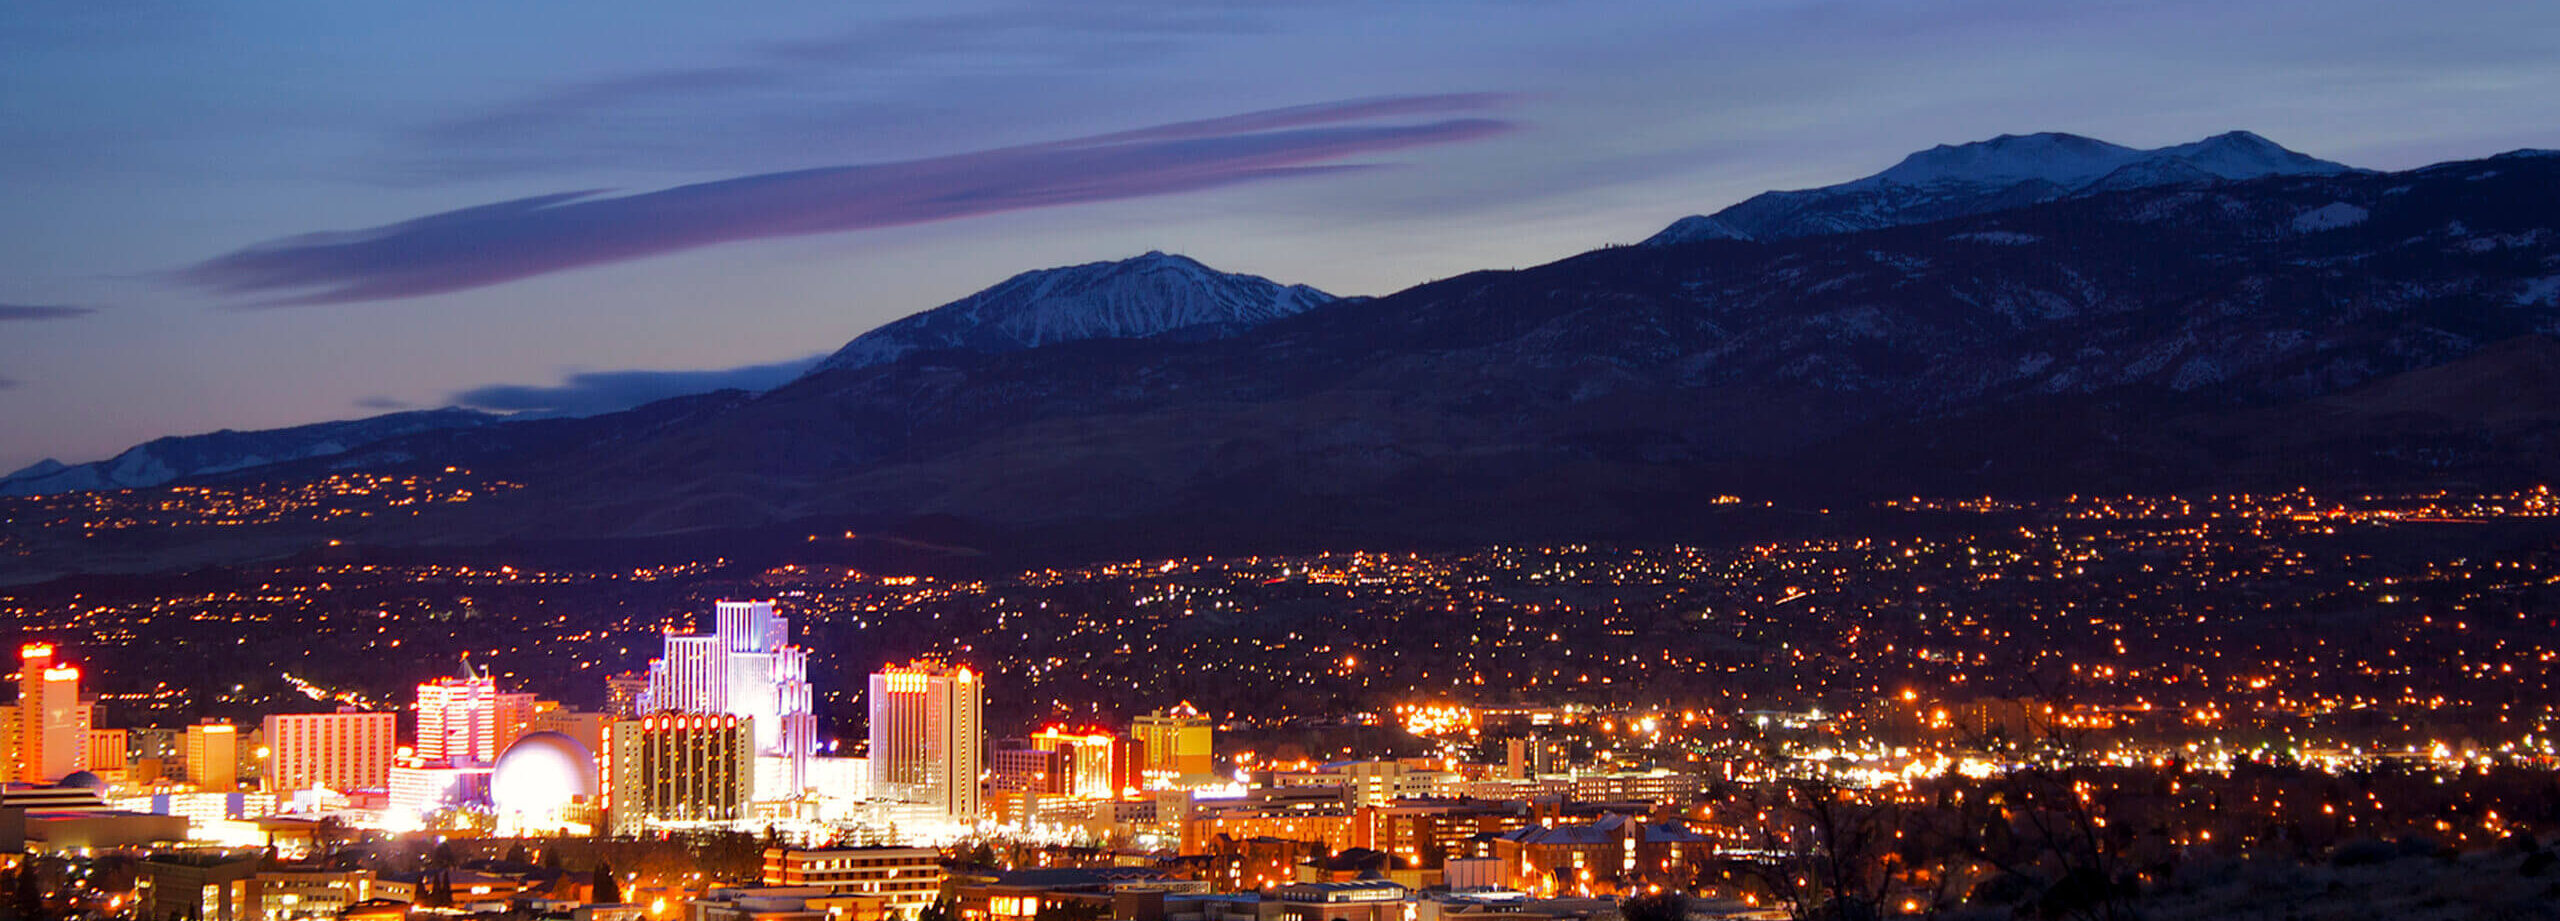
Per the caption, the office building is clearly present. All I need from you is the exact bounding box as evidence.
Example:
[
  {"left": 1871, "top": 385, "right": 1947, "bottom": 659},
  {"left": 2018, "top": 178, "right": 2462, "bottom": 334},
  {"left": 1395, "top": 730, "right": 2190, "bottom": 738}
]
[
  {"left": 641, "top": 601, "right": 817, "bottom": 793},
  {"left": 186, "top": 721, "right": 239, "bottom": 791},
  {"left": 604, "top": 714, "right": 753, "bottom": 835},
  {"left": 263, "top": 709, "right": 397, "bottom": 792},
  {"left": 867, "top": 660, "right": 981, "bottom": 823}
]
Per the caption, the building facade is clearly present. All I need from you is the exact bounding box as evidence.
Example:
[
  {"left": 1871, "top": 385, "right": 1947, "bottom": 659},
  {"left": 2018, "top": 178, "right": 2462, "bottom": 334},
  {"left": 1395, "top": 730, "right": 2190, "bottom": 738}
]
[
  {"left": 262, "top": 710, "right": 397, "bottom": 792},
  {"left": 761, "top": 847, "right": 944, "bottom": 916},
  {"left": 415, "top": 670, "right": 535, "bottom": 768},
  {"left": 604, "top": 714, "right": 754, "bottom": 835},
  {"left": 641, "top": 601, "right": 817, "bottom": 793},
  {"left": 1132, "top": 705, "right": 1214, "bottom": 781},
  {"left": 18, "top": 644, "right": 90, "bottom": 783},
  {"left": 185, "top": 721, "right": 239, "bottom": 791},
  {"left": 867, "top": 660, "right": 982, "bottom": 823}
]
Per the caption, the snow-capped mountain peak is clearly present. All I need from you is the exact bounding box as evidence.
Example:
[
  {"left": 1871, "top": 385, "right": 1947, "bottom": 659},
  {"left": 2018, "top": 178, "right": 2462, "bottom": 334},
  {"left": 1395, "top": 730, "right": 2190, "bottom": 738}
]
[
  {"left": 809, "top": 252, "right": 1339, "bottom": 374},
  {"left": 1643, "top": 130, "right": 2357, "bottom": 245},
  {"left": 2150, "top": 130, "right": 2355, "bottom": 179},
  {"left": 1861, "top": 132, "right": 2144, "bottom": 188}
]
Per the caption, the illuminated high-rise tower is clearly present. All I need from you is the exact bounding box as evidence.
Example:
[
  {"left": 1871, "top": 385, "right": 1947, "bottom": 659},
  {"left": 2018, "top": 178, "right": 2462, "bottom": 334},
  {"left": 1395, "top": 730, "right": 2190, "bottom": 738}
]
[
  {"left": 415, "top": 661, "right": 535, "bottom": 768},
  {"left": 17, "top": 644, "right": 89, "bottom": 784},
  {"left": 641, "top": 600, "right": 816, "bottom": 794},
  {"left": 868, "top": 659, "right": 981, "bottom": 823}
]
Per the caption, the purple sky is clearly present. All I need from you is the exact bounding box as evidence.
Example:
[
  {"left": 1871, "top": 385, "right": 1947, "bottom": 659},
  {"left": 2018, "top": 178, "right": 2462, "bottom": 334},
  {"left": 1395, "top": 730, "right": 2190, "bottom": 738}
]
[{"left": 3, "top": 0, "right": 2557, "bottom": 471}]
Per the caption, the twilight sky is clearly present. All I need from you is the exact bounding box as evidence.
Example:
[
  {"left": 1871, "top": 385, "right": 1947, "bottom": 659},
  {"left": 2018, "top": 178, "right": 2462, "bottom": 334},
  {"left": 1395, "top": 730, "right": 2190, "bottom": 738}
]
[{"left": 4, "top": 1, "right": 2556, "bottom": 472}]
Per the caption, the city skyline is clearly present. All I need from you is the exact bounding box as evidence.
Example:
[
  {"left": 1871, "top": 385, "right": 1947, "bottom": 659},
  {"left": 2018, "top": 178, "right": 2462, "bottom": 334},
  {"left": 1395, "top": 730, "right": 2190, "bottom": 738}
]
[{"left": 4, "top": 5, "right": 2559, "bottom": 918}]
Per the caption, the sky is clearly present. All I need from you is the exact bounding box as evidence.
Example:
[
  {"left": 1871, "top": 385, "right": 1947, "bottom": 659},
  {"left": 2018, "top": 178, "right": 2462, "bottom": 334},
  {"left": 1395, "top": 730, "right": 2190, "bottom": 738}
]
[{"left": 3, "top": 1, "right": 2557, "bottom": 472}]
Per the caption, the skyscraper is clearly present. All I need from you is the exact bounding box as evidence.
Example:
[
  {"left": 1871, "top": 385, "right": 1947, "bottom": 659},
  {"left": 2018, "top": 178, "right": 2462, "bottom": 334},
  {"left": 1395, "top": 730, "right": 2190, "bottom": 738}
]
[
  {"left": 641, "top": 600, "right": 816, "bottom": 793},
  {"left": 415, "top": 665, "right": 534, "bottom": 768},
  {"left": 868, "top": 659, "right": 982, "bottom": 823},
  {"left": 17, "top": 644, "right": 89, "bottom": 784}
]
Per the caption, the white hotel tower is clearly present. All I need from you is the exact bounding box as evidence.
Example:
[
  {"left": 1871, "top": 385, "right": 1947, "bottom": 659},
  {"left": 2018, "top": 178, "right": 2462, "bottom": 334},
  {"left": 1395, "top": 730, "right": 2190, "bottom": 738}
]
[{"left": 641, "top": 600, "right": 818, "bottom": 794}]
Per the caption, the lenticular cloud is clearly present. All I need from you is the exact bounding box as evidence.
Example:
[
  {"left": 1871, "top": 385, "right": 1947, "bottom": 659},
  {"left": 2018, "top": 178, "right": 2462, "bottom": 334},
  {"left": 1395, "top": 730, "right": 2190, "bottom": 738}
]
[{"left": 185, "top": 95, "right": 1512, "bottom": 307}]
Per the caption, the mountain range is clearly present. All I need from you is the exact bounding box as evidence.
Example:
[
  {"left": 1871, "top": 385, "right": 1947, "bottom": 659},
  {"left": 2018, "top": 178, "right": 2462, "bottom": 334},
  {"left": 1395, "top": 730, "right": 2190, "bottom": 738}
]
[
  {"left": 0, "top": 408, "right": 497, "bottom": 497},
  {"left": 1643, "top": 130, "right": 2357, "bottom": 244},
  {"left": 9, "top": 130, "right": 2560, "bottom": 579}
]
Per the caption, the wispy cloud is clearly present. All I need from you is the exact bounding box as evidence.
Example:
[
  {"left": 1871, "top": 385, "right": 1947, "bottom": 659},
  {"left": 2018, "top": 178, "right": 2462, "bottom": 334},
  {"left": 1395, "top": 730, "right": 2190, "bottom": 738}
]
[
  {"left": 353, "top": 395, "right": 411, "bottom": 411},
  {"left": 451, "top": 353, "right": 828, "bottom": 416},
  {"left": 0, "top": 303, "right": 95, "bottom": 321},
  {"left": 185, "top": 94, "right": 1512, "bottom": 307},
  {"left": 401, "top": 4, "right": 1285, "bottom": 179}
]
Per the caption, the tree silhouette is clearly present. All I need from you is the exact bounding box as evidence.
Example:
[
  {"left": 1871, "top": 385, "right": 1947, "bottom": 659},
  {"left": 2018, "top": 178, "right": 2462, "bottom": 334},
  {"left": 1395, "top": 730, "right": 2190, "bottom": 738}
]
[
  {"left": 9, "top": 865, "right": 44, "bottom": 921},
  {"left": 592, "top": 860, "right": 623, "bottom": 905},
  {"left": 1618, "top": 891, "right": 1685, "bottom": 921}
]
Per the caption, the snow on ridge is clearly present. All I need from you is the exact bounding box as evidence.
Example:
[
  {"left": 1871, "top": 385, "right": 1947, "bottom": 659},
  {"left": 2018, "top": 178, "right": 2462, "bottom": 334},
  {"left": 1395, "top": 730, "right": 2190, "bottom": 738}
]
[
  {"left": 1645, "top": 130, "right": 2357, "bottom": 244},
  {"left": 2518, "top": 275, "right": 2560, "bottom": 307},
  {"left": 1863, "top": 132, "right": 2144, "bottom": 189},
  {"left": 2291, "top": 202, "right": 2370, "bottom": 233},
  {"left": 811, "top": 252, "right": 1339, "bottom": 374}
]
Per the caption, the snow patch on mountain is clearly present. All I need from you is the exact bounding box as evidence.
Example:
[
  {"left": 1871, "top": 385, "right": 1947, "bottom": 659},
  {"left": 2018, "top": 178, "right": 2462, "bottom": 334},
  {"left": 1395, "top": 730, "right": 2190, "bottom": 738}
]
[
  {"left": 2518, "top": 275, "right": 2560, "bottom": 307},
  {"left": 2291, "top": 202, "right": 2370, "bottom": 233},
  {"left": 1951, "top": 231, "right": 2041, "bottom": 245},
  {"left": 1862, "top": 132, "right": 2144, "bottom": 188},
  {"left": 1642, "top": 215, "right": 1756, "bottom": 245},
  {"left": 811, "top": 252, "right": 1337, "bottom": 374}
]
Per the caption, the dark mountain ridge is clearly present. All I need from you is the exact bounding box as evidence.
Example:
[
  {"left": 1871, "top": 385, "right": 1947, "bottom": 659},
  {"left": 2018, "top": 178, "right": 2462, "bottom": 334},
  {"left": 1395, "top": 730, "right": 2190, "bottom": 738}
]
[
  {"left": 344, "top": 148, "right": 2560, "bottom": 556},
  {"left": 9, "top": 143, "right": 2558, "bottom": 580},
  {"left": 1644, "top": 130, "right": 2358, "bottom": 244}
]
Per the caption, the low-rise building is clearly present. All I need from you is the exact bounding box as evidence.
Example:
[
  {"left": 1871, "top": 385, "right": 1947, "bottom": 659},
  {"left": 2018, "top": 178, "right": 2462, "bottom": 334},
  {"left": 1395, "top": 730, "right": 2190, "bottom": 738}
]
[
  {"left": 1492, "top": 815, "right": 1707, "bottom": 898},
  {"left": 137, "top": 852, "right": 260, "bottom": 921},
  {"left": 761, "top": 847, "right": 943, "bottom": 916},
  {"left": 687, "top": 887, "right": 891, "bottom": 921},
  {"left": 254, "top": 868, "right": 374, "bottom": 921},
  {"left": 1269, "top": 880, "right": 1407, "bottom": 921}
]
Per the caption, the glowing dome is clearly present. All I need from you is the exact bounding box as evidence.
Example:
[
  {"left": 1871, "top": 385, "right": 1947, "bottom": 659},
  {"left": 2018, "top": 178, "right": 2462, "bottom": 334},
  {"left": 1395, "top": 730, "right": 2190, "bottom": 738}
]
[{"left": 490, "top": 731, "right": 597, "bottom": 830}]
